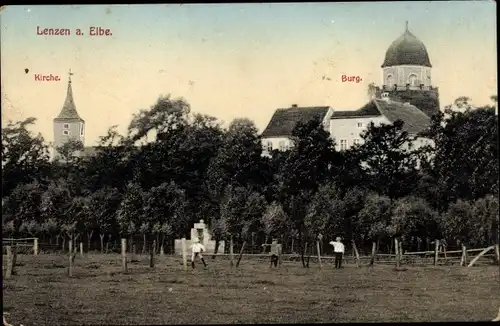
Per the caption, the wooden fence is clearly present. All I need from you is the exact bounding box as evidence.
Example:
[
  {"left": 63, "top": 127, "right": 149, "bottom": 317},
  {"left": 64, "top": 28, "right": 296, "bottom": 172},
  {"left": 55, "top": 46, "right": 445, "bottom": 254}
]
[{"left": 3, "top": 236, "right": 500, "bottom": 279}]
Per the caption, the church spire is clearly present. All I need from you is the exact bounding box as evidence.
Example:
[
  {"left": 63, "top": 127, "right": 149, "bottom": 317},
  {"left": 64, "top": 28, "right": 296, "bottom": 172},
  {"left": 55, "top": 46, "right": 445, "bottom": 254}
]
[{"left": 54, "top": 69, "right": 83, "bottom": 121}]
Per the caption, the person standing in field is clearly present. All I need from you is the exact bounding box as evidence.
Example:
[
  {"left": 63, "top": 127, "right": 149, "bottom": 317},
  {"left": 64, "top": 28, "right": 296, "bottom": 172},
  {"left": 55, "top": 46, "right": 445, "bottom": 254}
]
[
  {"left": 329, "top": 237, "right": 345, "bottom": 269},
  {"left": 190, "top": 237, "right": 207, "bottom": 269},
  {"left": 269, "top": 239, "right": 282, "bottom": 268}
]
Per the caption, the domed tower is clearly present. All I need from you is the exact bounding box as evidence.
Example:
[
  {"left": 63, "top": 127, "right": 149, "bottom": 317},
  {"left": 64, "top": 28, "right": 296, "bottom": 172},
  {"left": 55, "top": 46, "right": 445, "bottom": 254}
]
[{"left": 375, "top": 22, "right": 440, "bottom": 117}]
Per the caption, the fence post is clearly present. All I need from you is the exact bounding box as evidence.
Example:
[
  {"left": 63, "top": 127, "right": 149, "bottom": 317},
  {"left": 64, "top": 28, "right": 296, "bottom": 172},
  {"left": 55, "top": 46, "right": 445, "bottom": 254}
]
[
  {"left": 34, "top": 238, "right": 39, "bottom": 255},
  {"left": 12, "top": 244, "right": 17, "bottom": 275},
  {"left": 394, "top": 238, "right": 400, "bottom": 268},
  {"left": 316, "top": 240, "right": 322, "bottom": 268},
  {"left": 351, "top": 240, "right": 360, "bottom": 268},
  {"left": 229, "top": 236, "right": 234, "bottom": 267},
  {"left": 181, "top": 238, "right": 188, "bottom": 271},
  {"left": 433, "top": 239, "right": 439, "bottom": 266},
  {"left": 370, "top": 241, "right": 377, "bottom": 265},
  {"left": 236, "top": 241, "right": 247, "bottom": 268},
  {"left": 68, "top": 240, "right": 73, "bottom": 277},
  {"left": 399, "top": 241, "right": 403, "bottom": 263},
  {"left": 5, "top": 246, "right": 13, "bottom": 279},
  {"left": 149, "top": 240, "right": 155, "bottom": 268},
  {"left": 121, "top": 238, "right": 128, "bottom": 273}
]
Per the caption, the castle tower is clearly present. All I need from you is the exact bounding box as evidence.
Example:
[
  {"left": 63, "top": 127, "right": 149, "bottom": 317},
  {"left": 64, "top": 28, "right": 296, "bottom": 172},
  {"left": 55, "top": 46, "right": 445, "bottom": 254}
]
[
  {"left": 52, "top": 69, "right": 85, "bottom": 159},
  {"left": 375, "top": 22, "right": 440, "bottom": 117}
]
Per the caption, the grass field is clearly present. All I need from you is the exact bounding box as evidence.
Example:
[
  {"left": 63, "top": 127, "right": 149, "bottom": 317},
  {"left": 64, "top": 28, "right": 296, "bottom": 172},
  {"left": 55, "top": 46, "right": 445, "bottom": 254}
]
[{"left": 2, "top": 253, "right": 499, "bottom": 325}]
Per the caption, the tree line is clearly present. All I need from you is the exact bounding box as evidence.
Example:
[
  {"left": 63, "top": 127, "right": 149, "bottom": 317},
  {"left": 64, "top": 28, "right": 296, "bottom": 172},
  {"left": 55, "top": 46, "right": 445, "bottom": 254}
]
[{"left": 2, "top": 94, "right": 498, "bottom": 266}]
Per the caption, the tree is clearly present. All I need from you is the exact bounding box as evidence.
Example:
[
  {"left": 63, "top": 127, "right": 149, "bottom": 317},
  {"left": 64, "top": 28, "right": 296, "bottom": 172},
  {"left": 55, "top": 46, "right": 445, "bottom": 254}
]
[
  {"left": 206, "top": 118, "right": 265, "bottom": 200},
  {"left": 86, "top": 187, "right": 121, "bottom": 252},
  {"left": 41, "top": 218, "right": 59, "bottom": 245},
  {"left": 60, "top": 196, "right": 87, "bottom": 249},
  {"left": 124, "top": 95, "right": 191, "bottom": 191},
  {"left": 127, "top": 98, "right": 223, "bottom": 226},
  {"left": 340, "top": 187, "right": 367, "bottom": 241},
  {"left": 2, "top": 181, "right": 45, "bottom": 235},
  {"left": 471, "top": 195, "right": 499, "bottom": 247},
  {"left": 390, "top": 196, "right": 441, "bottom": 251},
  {"left": 19, "top": 220, "right": 42, "bottom": 238},
  {"left": 279, "top": 119, "right": 335, "bottom": 196},
  {"left": 219, "top": 185, "right": 266, "bottom": 244},
  {"left": 442, "top": 199, "right": 474, "bottom": 247},
  {"left": 2, "top": 118, "right": 50, "bottom": 197},
  {"left": 261, "top": 202, "right": 291, "bottom": 243},
  {"left": 353, "top": 120, "right": 420, "bottom": 199},
  {"left": 423, "top": 107, "right": 498, "bottom": 207},
  {"left": 210, "top": 216, "right": 228, "bottom": 257},
  {"left": 55, "top": 138, "right": 84, "bottom": 164},
  {"left": 82, "top": 126, "right": 134, "bottom": 193},
  {"left": 358, "top": 193, "right": 392, "bottom": 250},
  {"left": 116, "top": 182, "right": 145, "bottom": 245},
  {"left": 40, "top": 180, "right": 75, "bottom": 250},
  {"left": 142, "top": 181, "right": 187, "bottom": 249},
  {"left": 126, "top": 94, "right": 190, "bottom": 144},
  {"left": 277, "top": 119, "right": 335, "bottom": 266},
  {"left": 304, "top": 184, "right": 345, "bottom": 266},
  {"left": 305, "top": 184, "right": 343, "bottom": 242},
  {"left": 3, "top": 220, "right": 16, "bottom": 238}
]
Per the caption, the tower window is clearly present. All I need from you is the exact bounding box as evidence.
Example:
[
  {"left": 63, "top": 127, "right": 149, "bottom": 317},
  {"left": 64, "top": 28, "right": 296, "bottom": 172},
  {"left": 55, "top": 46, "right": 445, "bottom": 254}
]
[
  {"left": 63, "top": 130, "right": 69, "bottom": 135},
  {"left": 80, "top": 123, "right": 84, "bottom": 136},
  {"left": 353, "top": 139, "right": 360, "bottom": 145},
  {"left": 408, "top": 74, "right": 418, "bottom": 86},
  {"left": 63, "top": 123, "right": 69, "bottom": 129},
  {"left": 357, "top": 122, "right": 363, "bottom": 128}
]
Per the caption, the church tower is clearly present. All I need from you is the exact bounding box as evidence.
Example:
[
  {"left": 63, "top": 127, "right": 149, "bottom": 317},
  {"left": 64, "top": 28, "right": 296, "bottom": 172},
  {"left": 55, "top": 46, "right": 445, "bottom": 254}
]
[
  {"left": 52, "top": 69, "right": 85, "bottom": 159},
  {"left": 375, "top": 22, "right": 440, "bottom": 117}
]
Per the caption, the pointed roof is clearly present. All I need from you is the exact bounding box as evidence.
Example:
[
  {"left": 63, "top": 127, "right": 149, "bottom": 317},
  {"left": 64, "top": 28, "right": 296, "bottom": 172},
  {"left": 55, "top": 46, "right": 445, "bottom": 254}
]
[{"left": 54, "top": 69, "right": 84, "bottom": 122}]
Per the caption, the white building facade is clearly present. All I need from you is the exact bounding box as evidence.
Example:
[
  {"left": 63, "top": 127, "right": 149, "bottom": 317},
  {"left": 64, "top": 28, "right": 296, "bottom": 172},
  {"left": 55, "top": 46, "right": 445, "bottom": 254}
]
[{"left": 260, "top": 22, "right": 437, "bottom": 156}]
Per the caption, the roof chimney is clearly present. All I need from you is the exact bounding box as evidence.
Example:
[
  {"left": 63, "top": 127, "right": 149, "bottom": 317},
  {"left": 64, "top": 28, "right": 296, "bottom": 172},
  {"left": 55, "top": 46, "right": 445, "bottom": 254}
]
[{"left": 291, "top": 104, "right": 298, "bottom": 108}]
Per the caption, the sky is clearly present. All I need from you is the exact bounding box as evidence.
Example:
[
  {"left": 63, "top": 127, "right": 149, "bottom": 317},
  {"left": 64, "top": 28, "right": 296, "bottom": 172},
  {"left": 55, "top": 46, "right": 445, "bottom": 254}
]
[{"left": 1, "top": 2, "right": 497, "bottom": 146}]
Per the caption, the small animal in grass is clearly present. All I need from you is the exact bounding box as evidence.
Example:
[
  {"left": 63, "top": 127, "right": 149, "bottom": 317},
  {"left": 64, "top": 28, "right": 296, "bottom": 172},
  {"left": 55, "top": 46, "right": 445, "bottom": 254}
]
[{"left": 190, "top": 238, "right": 207, "bottom": 269}]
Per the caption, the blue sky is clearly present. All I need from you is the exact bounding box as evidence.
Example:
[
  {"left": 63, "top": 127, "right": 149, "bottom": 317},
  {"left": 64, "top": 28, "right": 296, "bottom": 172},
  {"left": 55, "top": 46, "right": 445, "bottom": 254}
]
[{"left": 1, "top": 2, "right": 497, "bottom": 145}]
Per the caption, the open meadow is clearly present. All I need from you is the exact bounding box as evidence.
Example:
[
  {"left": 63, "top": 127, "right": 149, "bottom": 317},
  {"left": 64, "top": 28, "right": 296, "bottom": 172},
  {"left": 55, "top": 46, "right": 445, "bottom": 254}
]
[{"left": 2, "top": 253, "right": 499, "bottom": 325}]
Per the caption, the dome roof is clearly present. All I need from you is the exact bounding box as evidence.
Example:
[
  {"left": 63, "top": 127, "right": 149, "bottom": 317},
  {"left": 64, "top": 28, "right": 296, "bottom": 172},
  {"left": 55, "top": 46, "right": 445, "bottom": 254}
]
[{"left": 382, "top": 23, "right": 432, "bottom": 68}]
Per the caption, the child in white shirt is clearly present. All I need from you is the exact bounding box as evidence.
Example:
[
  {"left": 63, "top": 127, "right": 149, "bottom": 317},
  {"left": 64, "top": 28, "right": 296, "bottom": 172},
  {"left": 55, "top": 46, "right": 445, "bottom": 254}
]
[
  {"left": 329, "top": 237, "right": 345, "bottom": 268},
  {"left": 190, "top": 238, "right": 207, "bottom": 269}
]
